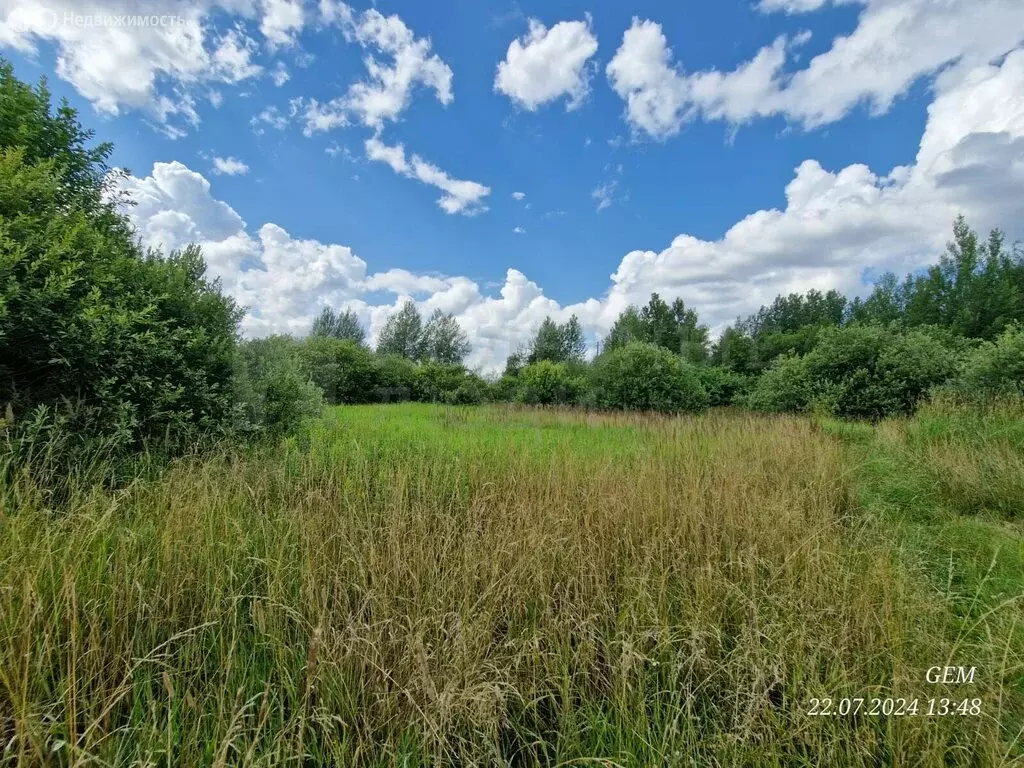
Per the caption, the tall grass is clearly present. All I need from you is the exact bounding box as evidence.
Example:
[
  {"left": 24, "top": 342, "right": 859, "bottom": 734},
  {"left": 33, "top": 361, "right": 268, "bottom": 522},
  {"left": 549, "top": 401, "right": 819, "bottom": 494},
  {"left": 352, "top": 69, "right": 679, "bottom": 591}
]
[{"left": 0, "top": 404, "right": 1019, "bottom": 765}]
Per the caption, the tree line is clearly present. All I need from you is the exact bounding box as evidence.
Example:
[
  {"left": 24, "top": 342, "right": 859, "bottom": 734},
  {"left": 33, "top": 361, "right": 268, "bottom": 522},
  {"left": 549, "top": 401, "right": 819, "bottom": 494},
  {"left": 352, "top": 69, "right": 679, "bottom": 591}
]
[{"left": 2, "top": 57, "right": 1024, "bottom": 484}]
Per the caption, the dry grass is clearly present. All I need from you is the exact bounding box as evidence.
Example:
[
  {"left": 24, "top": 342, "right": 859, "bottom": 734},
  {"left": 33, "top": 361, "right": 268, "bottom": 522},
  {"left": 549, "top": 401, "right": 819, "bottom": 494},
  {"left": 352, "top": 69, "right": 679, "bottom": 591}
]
[{"left": 0, "top": 404, "right": 1018, "bottom": 765}]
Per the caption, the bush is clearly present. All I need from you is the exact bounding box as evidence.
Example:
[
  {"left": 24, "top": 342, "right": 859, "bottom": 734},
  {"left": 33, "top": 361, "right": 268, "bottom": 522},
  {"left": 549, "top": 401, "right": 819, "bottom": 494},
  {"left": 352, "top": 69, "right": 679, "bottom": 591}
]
[
  {"left": 745, "top": 354, "right": 813, "bottom": 413},
  {"left": 447, "top": 374, "right": 489, "bottom": 405},
  {"left": 516, "top": 361, "right": 587, "bottom": 406},
  {"left": 374, "top": 355, "right": 417, "bottom": 403},
  {"left": 591, "top": 342, "right": 708, "bottom": 414},
  {"left": 954, "top": 324, "right": 1024, "bottom": 397},
  {"left": 234, "top": 337, "right": 322, "bottom": 436},
  {"left": 697, "top": 366, "right": 751, "bottom": 407},
  {"left": 413, "top": 362, "right": 473, "bottom": 403},
  {"left": 0, "top": 60, "right": 242, "bottom": 450},
  {"left": 297, "top": 337, "right": 379, "bottom": 404},
  {"left": 747, "top": 326, "right": 960, "bottom": 419},
  {"left": 803, "top": 325, "right": 958, "bottom": 420}
]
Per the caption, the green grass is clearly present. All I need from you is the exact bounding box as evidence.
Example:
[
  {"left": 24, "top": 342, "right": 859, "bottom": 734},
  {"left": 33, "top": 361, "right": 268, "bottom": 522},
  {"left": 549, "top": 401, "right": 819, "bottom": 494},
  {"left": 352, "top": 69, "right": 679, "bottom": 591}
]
[{"left": 1, "top": 403, "right": 1022, "bottom": 766}]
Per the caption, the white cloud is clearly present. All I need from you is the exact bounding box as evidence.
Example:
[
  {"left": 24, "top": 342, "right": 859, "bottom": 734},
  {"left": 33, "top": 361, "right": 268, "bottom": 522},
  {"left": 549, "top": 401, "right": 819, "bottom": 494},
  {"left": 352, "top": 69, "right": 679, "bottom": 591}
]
[
  {"left": 250, "top": 105, "right": 289, "bottom": 133},
  {"left": 757, "top": 0, "right": 846, "bottom": 11},
  {"left": 365, "top": 136, "right": 490, "bottom": 216},
  {"left": 212, "top": 156, "right": 250, "bottom": 175},
  {"left": 591, "top": 179, "right": 618, "bottom": 212},
  {"left": 118, "top": 50, "right": 1024, "bottom": 373},
  {"left": 317, "top": 2, "right": 453, "bottom": 130},
  {"left": 260, "top": 0, "right": 304, "bottom": 49},
  {"left": 495, "top": 17, "right": 598, "bottom": 110},
  {"left": 513, "top": 226, "right": 526, "bottom": 234},
  {"left": 608, "top": 1, "right": 1024, "bottom": 138},
  {"left": 293, "top": 97, "right": 348, "bottom": 135},
  {"left": 512, "top": 191, "right": 526, "bottom": 200},
  {"left": 0, "top": 1, "right": 270, "bottom": 135},
  {"left": 271, "top": 61, "right": 290, "bottom": 86}
]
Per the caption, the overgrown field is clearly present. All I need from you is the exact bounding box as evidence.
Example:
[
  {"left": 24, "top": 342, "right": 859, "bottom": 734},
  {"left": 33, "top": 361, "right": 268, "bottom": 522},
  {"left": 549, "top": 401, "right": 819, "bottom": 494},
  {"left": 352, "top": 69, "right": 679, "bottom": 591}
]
[{"left": 1, "top": 404, "right": 1022, "bottom": 766}]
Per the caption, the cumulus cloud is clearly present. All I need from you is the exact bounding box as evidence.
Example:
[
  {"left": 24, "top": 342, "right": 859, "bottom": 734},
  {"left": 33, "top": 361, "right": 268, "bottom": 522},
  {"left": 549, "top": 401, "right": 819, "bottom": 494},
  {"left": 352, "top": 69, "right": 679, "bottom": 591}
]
[
  {"left": 211, "top": 156, "right": 250, "bottom": 175},
  {"left": 0, "top": 1, "right": 278, "bottom": 134},
  {"left": 260, "top": 0, "right": 304, "bottom": 48},
  {"left": 118, "top": 50, "right": 1024, "bottom": 373},
  {"left": 314, "top": 2, "right": 453, "bottom": 130},
  {"left": 607, "top": 0, "right": 1024, "bottom": 139},
  {"left": 495, "top": 17, "right": 598, "bottom": 110},
  {"left": 512, "top": 191, "right": 526, "bottom": 200},
  {"left": 364, "top": 136, "right": 491, "bottom": 216}
]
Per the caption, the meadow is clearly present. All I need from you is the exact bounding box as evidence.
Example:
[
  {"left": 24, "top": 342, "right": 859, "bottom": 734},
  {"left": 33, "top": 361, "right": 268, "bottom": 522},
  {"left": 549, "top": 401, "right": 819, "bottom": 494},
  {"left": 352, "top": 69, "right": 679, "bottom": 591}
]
[{"left": 1, "top": 403, "right": 1022, "bottom": 766}]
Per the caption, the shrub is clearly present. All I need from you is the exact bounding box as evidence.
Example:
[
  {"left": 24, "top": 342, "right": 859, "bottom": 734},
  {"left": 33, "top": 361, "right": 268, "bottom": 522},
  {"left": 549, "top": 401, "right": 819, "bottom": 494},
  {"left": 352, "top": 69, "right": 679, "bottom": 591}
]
[
  {"left": 954, "top": 324, "right": 1024, "bottom": 397},
  {"left": 447, "top": 374, "right": 489, "bottom": 405},
  {"left": 745, "top": 354, "right": 813, "bottom": 412},
  {"left": 697, "top": 366, "right": 752, "bottom": 407},
  {"left": 297, "top": 337, "right": 379, "bottom": 404},
  {"left": 516, "top": 361, "right": 587, "bottom": 406},
  {"left": 803, "top": 325, "right": 958, "bottom": 420},
  {"left": 234, "top": 337, "right": 322, "bottom": 436},
  {"left": 591, "top": 342, "right": 708, "bottom": 414},
  {"left": 413, "top": 362, "right": 472, "bottom": 403},
  {"left": 374, "top": 355, "right": 417, "bottom": 403},
  {"left": 0, "top": 61, "right": 241, "bottom": 450}
]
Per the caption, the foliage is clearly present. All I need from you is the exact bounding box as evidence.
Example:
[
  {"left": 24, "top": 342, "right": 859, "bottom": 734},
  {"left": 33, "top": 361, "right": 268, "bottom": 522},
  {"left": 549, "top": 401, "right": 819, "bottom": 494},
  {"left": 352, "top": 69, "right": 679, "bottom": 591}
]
[
  {"left": 297, "top": 336, "right": 379, "bottom": 404},
  {"left": 697, "top": 365, "right": 752, "bottom": 407},
  {"left": 420, "top": 309, "right": 471, "bottom": 364},
  {"left": 847, "top": 218, "right": 1024, "bottom": 340},
  {"left": 745, "top": 354, "right": 813, "bottom": 413},
  {"left": 374, "top": 354, "right": 417, "bottom": 403},
  {"left": 0, "top": 74, "right": 242, "bottom": 448},
  {"left": 803, "top": 325, "right": 958, "bottom": 420},
  {"left": 747, "top": 326, "right": 959, "bottom": 419},
  {"left": 711, "top": 325, "right": 757, "bottom": 375},
  {"left": 234, "top": 337, "right": 322, "bottom": 436},
  {"left": 526, "top": 315, "right": 586, "bottom": 364},
  {"left": 413, "top": 361, "right": 475, "bottom": 403},
  {"left": 310, "top": 307, "right": 365, "bottom": 345},
  {"left": 605, "top": 294, "right": 709, "bottom": 363},
  {"left": 376, "top": 300, "right": 424, "bottom": 359},
  {"left": 953, "top": 324, "right": 1024, "bottom": 397},
  {"left": 447, "top": 373, "right": 489, "bottom": 405},
  {"left": 516, "top": 360, "right": 587, "bottom": 406},
  {"left": 592, "top": 341, "right": 708, "bottom": 413}
]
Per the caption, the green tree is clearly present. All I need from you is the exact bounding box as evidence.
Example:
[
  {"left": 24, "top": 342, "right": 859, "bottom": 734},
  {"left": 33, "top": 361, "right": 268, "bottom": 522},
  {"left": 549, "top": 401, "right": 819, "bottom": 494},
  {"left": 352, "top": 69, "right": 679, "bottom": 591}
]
[
  {"left": 376, "top": 301, "right": 423, "bottom": 359},
  {"left": 526, "top": 315, "right": 587, "bottom": 364},
  {"left": 516, "top": 361, "right": 586, "bottom": 406},
  {"left": 711, "top": 325, "right": 757, "bottom": 375},
  {"left": 745, "top": 355, "right": 813, "bottom": 413},
  {"left": 591, "top": 342, "right": 708, "bottom": 414},
  {"left": 420, "top": 309, "right": 471, "bottom": 364},
  {"left": 310, "top": 307, "right": 366, "bottom": 345},
  {"left": 234, "top": 337, "right": 322, "bottom": 436},
  {"left": 605, "top": 295, "right": 708, "bottom": 361},
  {"left": 671, "top": 297, "right": 709, "bottom": 363},
  {"left": 954, "top": 324, "right": 1024, "bottom": 397},
  {"left": 297, "top": 337, "right": 379, "bottom": 404},
  {"left": 0, "top": 61, "right": 241, "bottom": 447},
  {"left": 604, "top": 306, "right": 647, "bottom": 351},
  {"left": 804, "top": 325, "right": 958, "bottom": 420}
]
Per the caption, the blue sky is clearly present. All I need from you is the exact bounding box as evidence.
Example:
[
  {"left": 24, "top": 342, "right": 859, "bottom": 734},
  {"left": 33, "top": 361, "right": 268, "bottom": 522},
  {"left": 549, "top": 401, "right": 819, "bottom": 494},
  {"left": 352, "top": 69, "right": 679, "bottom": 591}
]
[{"left": 2, "top": 0, "right": 1023, "bottom": 370}]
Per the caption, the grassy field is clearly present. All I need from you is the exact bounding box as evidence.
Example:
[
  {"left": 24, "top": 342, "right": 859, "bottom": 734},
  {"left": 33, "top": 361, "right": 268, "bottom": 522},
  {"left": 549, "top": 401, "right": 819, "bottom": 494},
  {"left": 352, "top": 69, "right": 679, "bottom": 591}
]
[{"left": 1, "top": 403, "right": 1022, "bottom": 766}]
